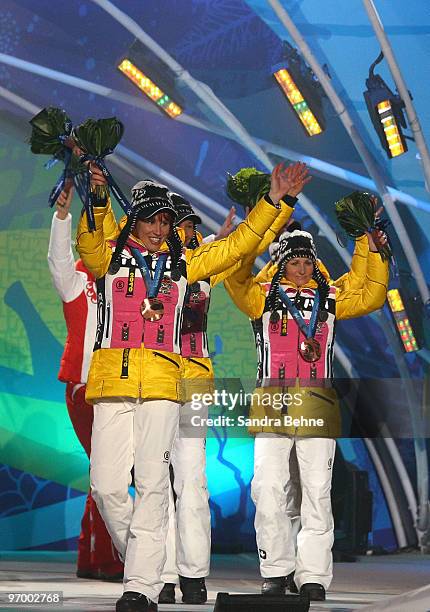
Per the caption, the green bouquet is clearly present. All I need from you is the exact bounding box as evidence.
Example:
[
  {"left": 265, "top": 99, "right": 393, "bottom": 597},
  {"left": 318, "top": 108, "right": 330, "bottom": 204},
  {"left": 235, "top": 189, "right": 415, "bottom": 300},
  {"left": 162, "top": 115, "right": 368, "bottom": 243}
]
[
  {"left": 71, "top": 117, "right": 124, "bottom": 201},
  {"left": 335, "top": 191, "right": 392, "bottom": 261},
  {"left": 29, "top": 107, "right": 88, "bottom": 207},
  {"left": 29, "top": 107, "right": 73, "bottom": 157},
  {"left": 226, "top": 167, "right": 271, "bottom": 210}
]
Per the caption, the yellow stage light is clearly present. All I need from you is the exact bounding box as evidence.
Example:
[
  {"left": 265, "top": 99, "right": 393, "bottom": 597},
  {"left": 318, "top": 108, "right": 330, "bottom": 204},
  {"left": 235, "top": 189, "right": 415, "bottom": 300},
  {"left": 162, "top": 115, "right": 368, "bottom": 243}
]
[
  {"left": 387, "top": 289, "right": 419, "bottom": 352},
  {"left": 118, "top": 59, "right": 183, "bottom": 119},
  {"left": 274, "top": 68, "right": 323, "bottom": 136}
]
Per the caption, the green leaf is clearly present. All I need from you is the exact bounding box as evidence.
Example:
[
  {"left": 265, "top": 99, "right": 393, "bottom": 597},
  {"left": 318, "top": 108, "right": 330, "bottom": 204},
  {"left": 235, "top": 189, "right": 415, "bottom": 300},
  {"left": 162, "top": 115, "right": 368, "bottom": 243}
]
[
  {"left": 226, "top": 167, "right": 270, "bottom": 208},
  {"left": 72, "top": 117, "right": 124, "bottom": 158},
  {"left": 335, "top": 191, "right": 393, "bottom": 261},
  {"left": 335, "top": 191, "right": 375, "bottom": 238},
  {"left": 29, "top": 107, "right": 72, "bottom": 156}
]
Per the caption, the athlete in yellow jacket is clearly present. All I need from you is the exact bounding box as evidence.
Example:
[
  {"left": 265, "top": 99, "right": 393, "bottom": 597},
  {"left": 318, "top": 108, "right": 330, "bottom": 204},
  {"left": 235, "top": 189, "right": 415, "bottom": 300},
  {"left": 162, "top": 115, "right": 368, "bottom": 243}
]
[
  {"left": 158, "top": 166, "right": 309, "bottom": 604},
  {"left": 75, "top": 162, "right": 304, "bottom": 612},
  {"left": 223, "top": 225, "right": 388, "bottom": 602}
]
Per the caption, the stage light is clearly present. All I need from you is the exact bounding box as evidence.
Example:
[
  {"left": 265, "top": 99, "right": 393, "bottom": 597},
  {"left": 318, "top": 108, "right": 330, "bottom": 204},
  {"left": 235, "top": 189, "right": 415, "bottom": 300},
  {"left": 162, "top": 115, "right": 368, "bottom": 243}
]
[
  {"left": 272, "top": 42, "right": 325, "bottom": 137},
  {"left": 363, "top": 52, "right": 407, "bottom": 159},
  {"left": 118, "top": 59, "right": 183, "bottom": 118},
  {"left": 387, "top": 289, "right": 419, "bottom": 352}
]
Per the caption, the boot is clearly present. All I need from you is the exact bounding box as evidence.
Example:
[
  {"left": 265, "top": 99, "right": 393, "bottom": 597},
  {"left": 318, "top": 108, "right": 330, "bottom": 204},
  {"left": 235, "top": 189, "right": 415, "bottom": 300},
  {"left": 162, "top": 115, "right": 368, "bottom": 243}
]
[
  {"left": 300, "top": 583, "right": 326, "bottom": 601},
  {"left": 261, "top": 576, "right": 286, "bottom": 595},
  {"left": 179, "top": 576, "right": 207, "bottom": 604},
  {"left": 115, "top": 591, "right": 158, "bottom": 611},
  {"left": 158, "top": 583, "right": 175, "bottom": 604}
]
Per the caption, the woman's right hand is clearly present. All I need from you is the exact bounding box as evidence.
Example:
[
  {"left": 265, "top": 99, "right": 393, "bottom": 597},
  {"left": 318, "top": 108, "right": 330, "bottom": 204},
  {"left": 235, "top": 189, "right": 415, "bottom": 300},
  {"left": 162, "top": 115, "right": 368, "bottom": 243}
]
[
  {"left": 56, "top": 184, "right": 74, "bottom": 220},
  {"left": 268, "top": 161, "right": 311, "bottom": 205}
]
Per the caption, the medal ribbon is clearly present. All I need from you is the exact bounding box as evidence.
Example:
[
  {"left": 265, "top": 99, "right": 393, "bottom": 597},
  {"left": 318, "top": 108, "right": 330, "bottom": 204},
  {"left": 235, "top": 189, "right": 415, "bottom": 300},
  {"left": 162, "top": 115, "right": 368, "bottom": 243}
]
[
  {"left": 278, "top": 287, "right": 320, "bottom": 339},
  {"left": 47, "top": 127, "right": 73, "bottom": 208},
  {"left": 131, "top": 248, "right": 168, "bottom": 299}
]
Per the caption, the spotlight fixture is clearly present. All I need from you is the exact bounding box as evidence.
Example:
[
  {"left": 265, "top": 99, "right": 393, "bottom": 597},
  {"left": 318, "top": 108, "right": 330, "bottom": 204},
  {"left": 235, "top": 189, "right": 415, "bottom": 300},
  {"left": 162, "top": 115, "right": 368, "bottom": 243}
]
[
  {"left": 387, "top": 288, "right": 419, "bottom": 352},
  {"left": 363, "top": 52, "right": 407, "bottom": 159},
  {"left": 118, "top": 40, "right": 184, "bottom": 119},
  {"left": 272, "top": 42, "right": 325, "bottom": 137}
]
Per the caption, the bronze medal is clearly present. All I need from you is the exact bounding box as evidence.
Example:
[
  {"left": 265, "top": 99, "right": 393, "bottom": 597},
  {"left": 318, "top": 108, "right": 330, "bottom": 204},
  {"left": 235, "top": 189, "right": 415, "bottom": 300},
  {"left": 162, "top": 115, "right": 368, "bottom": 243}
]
[
  {"left": 299, "top": 338, "right": 321, "bottom": 363},
  {"left": 140, "top": 297, "right": 164, "bottom": 321},
  {"left": 318, "top": 310, "right": 328, "bottom": 322},
  {"left": 269, "top": 311, "right": 280, "bottom": 323}
]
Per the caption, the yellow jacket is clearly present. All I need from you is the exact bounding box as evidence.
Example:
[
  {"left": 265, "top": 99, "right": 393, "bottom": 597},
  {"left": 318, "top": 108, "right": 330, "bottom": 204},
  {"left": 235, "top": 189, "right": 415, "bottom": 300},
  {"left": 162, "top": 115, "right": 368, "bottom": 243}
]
[
  {"left": 224, "top": 236, "right": 388, "bottom": 321},
  {"left": 211, "top": 197, "right": 296, "bottom": 288},
  {"left": 255, "top": 234, "right": 370, "bottom": 290},
  {"left": 181, "top": 197, "right": 296, "bottom": 397},
  {"left": 223, "top": 236, "right": 389, "bottom": 437},
  {"left": 76, "top": 196, "right": 282, "bottom": 403}
]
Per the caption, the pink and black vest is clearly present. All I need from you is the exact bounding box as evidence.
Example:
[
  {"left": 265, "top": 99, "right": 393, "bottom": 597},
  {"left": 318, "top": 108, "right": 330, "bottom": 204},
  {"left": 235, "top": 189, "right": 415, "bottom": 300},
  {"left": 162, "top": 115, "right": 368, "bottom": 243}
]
[
  {"left": 93, "top": 240, "right": 188, "bottom": 354},
  {"left": 180, "top": 278, "right": 211, "bottom": 358},
  {"left": 251, "top": 283, "right": 337, "bottom": 385}
]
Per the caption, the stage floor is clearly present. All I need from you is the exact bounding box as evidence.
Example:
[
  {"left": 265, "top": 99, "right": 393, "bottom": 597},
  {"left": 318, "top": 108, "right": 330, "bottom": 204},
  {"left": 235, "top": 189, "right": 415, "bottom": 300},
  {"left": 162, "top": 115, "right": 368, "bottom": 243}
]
[{"left": 1, "top": 551, "right": 430, "bottom": 611}]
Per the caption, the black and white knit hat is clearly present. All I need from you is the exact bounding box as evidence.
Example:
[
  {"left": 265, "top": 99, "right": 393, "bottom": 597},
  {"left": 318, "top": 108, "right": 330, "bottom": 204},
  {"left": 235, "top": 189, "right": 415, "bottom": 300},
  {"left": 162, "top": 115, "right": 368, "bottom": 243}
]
[
  {"left": 131, "top": 180, "right": 177, "bottom": 220},
  {"left": 270, "top": 228, "right": 317, "bottom": 265},
  {"left": 267, "top": 225, "right": 329, "bottom": 312},
  {"left": 108, "top": 180, "right": 181, "bottom": 274},
  {"left": 169, "top": 192, "right": 202, "bottom": 226}
]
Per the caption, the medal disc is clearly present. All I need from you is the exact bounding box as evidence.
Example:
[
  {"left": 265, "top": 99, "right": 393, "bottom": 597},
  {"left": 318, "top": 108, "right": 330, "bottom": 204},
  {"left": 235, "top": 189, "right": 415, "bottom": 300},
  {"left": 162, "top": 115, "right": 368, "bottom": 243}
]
[
  {"left": 269, "top": 311, "right": 280, "bottom": 323},
  {"left": 140, "top": 298, "right": 164, "bottom": 321},
  {"left": 299, "top": 338, "right": 321, "bottom": 363},
  {"left": 318, "top": 310, "right": 328, "bottom": 322}
]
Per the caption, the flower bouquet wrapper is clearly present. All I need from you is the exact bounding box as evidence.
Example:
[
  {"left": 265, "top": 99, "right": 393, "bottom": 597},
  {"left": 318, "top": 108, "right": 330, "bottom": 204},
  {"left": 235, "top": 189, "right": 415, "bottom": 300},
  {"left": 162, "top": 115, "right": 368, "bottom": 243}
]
[
  {"left": 71, "top": 117, "right": 131, "bottom": 230},
  {"left": 226, "top": 167, "right": 271, "bottom": 210},
  {"left": 335, "top": 191, "right": 393, "bottom": 261},
  {"left": 29, "top": 107, "right": 87, "bottom": 207}
]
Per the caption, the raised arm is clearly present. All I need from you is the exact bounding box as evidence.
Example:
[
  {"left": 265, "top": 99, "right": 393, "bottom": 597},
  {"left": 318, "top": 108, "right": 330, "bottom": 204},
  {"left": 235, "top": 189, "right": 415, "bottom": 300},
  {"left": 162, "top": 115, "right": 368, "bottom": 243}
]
[
  {"left": 186, "top": 194, "right": 280, "bottom": 284},
  {"left": 76, "top": 168, "right": 114, "bottom": 278},
  {"left": 210, "top": 196, "right": 296, "bottom": 288},
  {"left": 76, "top": 206, "right": 113, "bottom": 279},
  {"left": 333, "top": 235, "right": 369, "bottom": 292},
  {"left": 198, "top": 162, "right": 310, "bottom": 286},
  {"left": 47, "top": 187, "right": 86, "bottom": 303},
  {"left": 336, "top": 234, "right": 389, "bottom": 320}
]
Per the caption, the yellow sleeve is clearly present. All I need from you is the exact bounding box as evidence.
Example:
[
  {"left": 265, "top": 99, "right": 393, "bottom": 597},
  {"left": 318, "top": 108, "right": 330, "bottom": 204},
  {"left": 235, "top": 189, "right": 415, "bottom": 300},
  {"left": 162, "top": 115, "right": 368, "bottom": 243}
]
[
  {"left": 255, "top": 261, "right": 277, "bottom": 283},
  {"left": 255, "top": 197, "right": 295, "bottom": 257},
  {"left": 210, "top": 260, "right": 241, "bottom": 287},
  {"left": 333, "top": 235, "right": 369, "bottom": 291},
  {"left": 223, "top": 259, "right": 266, "bottom": 320},
  {"left": 209, "top": 197, "right": 295, "bottom": 287},
  {"left": 186, "top": 196, "right": 280, "bottom": 284},
  {"left": 76, "top": 205, "right": 113, "bottom": 278},
  {"left": 102, "top": 198, "right": 120, "bottom": 241},
  {"left": 335, "top": 251, "right": 389, "bottom": 320}
]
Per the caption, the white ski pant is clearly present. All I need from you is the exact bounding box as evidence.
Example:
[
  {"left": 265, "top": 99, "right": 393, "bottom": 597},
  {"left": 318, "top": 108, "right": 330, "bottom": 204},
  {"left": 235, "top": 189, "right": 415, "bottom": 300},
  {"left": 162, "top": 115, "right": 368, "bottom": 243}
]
[
  {"left": 286, "top": 444, "right": 302, "bottom": 548},
  {"left": 252, "top": 434, "right": 336, "bottom": 589},
  {"left": 162, "top": 401, "right": 211, "bottom": 582},
  {"left": 90, "top": 398, "right": 180, "bottom": 602}
]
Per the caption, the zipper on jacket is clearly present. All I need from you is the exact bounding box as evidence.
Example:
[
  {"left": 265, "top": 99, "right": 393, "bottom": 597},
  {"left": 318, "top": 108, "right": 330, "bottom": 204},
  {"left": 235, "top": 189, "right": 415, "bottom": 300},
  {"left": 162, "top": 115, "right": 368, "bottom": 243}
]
[
  {"left": 153, "top": 351, "right": 180, "bottom": 368},
  {"left": 189, "top": 358, "right": 210, "bottom": 372},
  {"left": 294, "top": 289, "right": 300, "bottom": 378},
  {"left": 264, "top": 342, "right": 269, "bottom": 378},
  {"left": 308, "top": 390, "right": 335, "bottom": 405},
  {"left": 105, "top": 302, "right": 111, "bottom": 338},
  {"left": 175, "top": 307, "right": 181, "bottom": 347}
]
